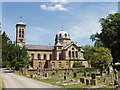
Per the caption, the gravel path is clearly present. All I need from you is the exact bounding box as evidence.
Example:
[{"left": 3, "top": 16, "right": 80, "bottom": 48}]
[{"left": 1, "top": 70, "right": 61, "bottom": 88}]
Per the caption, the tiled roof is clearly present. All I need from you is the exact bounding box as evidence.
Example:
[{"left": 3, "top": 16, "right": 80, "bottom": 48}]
[{"left": 25, "top": 45, "right": 54, "bottom": 50}]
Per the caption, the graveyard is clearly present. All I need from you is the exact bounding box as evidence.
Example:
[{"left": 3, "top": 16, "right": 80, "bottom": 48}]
[{"left": 15, "top": 68, "right": 118, "bottom": 88}]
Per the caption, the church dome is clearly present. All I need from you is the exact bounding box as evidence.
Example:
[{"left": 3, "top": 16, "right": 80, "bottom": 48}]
[{"left": 56, "top": 30, "right": 70, "bottom": 39}]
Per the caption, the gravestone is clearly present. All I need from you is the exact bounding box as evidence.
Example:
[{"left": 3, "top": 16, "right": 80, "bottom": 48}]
[
  {"left": 64, "top": 76, "right": 67, "bottom": 80},
  {"left": 89, "top": 72, "right": 91, "bottom": 77},
  {"left": 86, "top": 79, "right": 90, "bottom": 85},
  {"left": 91, "top": 73, "right": 96, "bottom": 79},
  {"left": 44, "top": 73, "right": 48, "bottom": 77},
  {"left": 90, "top": 79, "right": 97, "bottom": 85},
  {"left": 73, "top": 72, "right": 77, "bottom": 78},
  {"left": 80, "top": 78, "right": 85, "bottom": 83},
  {"left": 52, "top": 72, "right": 55, "bottom": 75},
  {"left": 84, "top": 72, "right": 87, "bottom": 77}
]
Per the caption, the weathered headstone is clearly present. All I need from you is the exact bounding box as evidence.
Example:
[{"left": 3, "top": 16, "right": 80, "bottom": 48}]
[
  {"left": 67, "top": 72, "right": 69, "bottom": 75},
  {"left": 86, "top": 79, "right": 90, "bottom": 85},
  {"left": 84, "top": 72, "right": 87, "bottom": 77},
  {"left": 64, "top": 76, "right": 67, "bottom": 80},
  {"left": 91, "top": 73, "right": 96, "bottom": 79},
  {"left": 52, "top": 72, "right": 55, "bottom": 75},
  {"left": 30, "top": 75, "right": 33, "bottom": 78},
  {"left": 90, "top": 79, "right": 97, "bottom": 85},
  {"left": 73, "top": 72, "right": 77, "bottom": 78},
  {"left": 44, "top": 73, "right": 48, "bottom": 77},
  {"left": 80, "top": 78, "right": 85, "bottom": 83}
]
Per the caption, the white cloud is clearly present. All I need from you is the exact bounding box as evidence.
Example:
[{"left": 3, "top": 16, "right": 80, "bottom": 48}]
[
  {"left": 40, "top": 4, "right": 68, "bottom": 11},
  {"left": 51, "top": 0, "right": 68, "bottom": 4}
]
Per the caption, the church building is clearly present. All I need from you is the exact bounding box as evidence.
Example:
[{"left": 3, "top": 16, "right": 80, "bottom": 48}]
[{"left": 16, "top": 21, "right": 89, "bottom": 69}]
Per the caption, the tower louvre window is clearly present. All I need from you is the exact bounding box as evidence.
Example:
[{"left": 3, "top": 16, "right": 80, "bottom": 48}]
[
  {"left": 19, "top": 29, "right": 21, "bottom": 37},
  {"left": 22, "top": 30, "right": 24, "bottom": 38}
]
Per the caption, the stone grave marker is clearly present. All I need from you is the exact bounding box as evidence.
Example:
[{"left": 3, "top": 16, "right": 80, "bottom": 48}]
[
  {"left": 73, "top": 72, "right": 77, "bottom": 78},
  {"left": 64, "top": 76, "right": 67, "bottom": 80},
  {"left": 86, "top": 79, "right": 90, "bottom": 85},
  {"left": 44, "top": 73, "right": 48, "bottom": 77},
  {"left": 84, "top": 72, "right": 87, "bottom": 77},
  {"left": 80, "top": 78, "right": 85, "bottom": 83}
]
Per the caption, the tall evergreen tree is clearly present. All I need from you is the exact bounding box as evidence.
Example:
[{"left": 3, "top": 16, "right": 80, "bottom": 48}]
[{"left": 2, "top": 31, "right": 29, "bottom": 70}]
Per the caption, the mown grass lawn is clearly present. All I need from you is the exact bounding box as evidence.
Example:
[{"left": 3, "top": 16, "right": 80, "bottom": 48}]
[{"left": 15, "top": 71, "right": 113, "bottom": 88}]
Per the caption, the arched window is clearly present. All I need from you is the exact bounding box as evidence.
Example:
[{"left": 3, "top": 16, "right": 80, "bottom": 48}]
[
  {"left": 44, "top": 54, "right": 47, "bottom": 60},
  {"left": 69, "top": 51, "right": 71, "bottom": 58},
  {"left": 22, "top": 31, "right": 24, "bottom": 38},
  {"left": 59, "top": 33, "right": 62, "bottom": 37},
  {"left": 50, "top": 54, "right": 52, "bottom": 60},
  {"left": 72, "top": 51, "right": 74, "bottom": 58},
  {"left": 65, "top": 33, "right": 67, "bottom": 37},
  {"left": 58, "top": 62, "right": 62, "bottom": 68},
  {"left": 76, "top": 51, "right": 78, "bottom": 58},
  {"left": 37, "top": 54, "right": 40, "bottom": 60},
  {"left": 19, "top": 29, "right": 21, "bottom": 37},
  {"left": 66, "top": 61, "right": 68, "bottom": 65},
  {"left": 51, "top": 62, "right": 55, "bottom": 68},
  {"left": 31, "top": 53, "right": 34, "bottom": 60},
  {"left": 38, "top": 62, "right": 42, "bottom": 68}
]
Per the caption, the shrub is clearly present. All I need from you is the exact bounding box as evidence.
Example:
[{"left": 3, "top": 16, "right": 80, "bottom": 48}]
[
  {"left": 77, "top": 67, "right": 96, "bottom": 73},
  {"left": 73, "top": 62, "right": 85, "bottom": 68}
]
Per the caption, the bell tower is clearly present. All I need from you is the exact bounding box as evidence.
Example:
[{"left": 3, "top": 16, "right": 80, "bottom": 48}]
[{"left": 16, "top": 17, "right": 26, "bottom": 46}]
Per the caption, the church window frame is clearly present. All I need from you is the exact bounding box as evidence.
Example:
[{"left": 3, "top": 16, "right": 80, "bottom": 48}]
[
  {"left": 22, "top": 30, "right": 24, "bottom": 38},
  {"left": 37, "top": 54, "right": 40, "bottom": 60},
  {"left": 69, "top": 51, "right": 71, "bottom": 58},
  {"left": 50, "top": 54, "right": 52, "bottom": 60},
  {"left": 76, "top": 51, "right": 78, "bottom": 58},
  {"left": 59, "top": 33, "right": 62, "bottom": 37},
  {"left": 59, "top": 53, "right": 61, "bottom": 60},
  {"left": 44, "top": 54, "right": 47, "bottom": 60},
  {"left": 65, "top": 33, "right": 67, "bottom": 37},
  {"left": 31, "top": 53, "right": 34, "bottom": 60},
  {"left": 38, "top": 62, "right": 42, "bottom": 68},
  {"left": 19, "top": 29, "right": 21, "bottom": 38},
  {"left": 72, "top": 51, "right": 74, "bottom": 58}
]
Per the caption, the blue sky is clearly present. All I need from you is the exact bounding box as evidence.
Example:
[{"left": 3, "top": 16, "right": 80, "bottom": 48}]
[{"left": 2, "top": 1, "right": 118, "bottom": 46}]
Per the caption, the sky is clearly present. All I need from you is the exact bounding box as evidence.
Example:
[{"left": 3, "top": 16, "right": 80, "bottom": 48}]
[{"left": 2, "top": 1, "right": 118, "bottom": 46}]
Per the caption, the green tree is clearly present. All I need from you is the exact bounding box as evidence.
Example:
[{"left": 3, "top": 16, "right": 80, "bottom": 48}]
[
  {"left": 73, "top": 62, "right": 85, "bottom": 68},
  {"left": 90, "top": 13, "right": 120, "bottom": 63},
  {"left": 82, "top": 45, "right": 95, "bottom": 60},
  {"left": 90, "top": 47, "right": 113, "bottom": 72},
  {"left": 2, "top": 31, "right": 29, "bottom": 70}
]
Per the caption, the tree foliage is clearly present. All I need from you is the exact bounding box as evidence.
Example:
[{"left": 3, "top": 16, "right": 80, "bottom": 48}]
[
  {"left": 73, "top": 62, "right": 85, "bottom": 68},
  {"left": 1, "top": 31, "right": 29, "bottom": 70},
  {"left": 90, "top": 47, "right": 113, "bottom": 69},
  {"left": 82, "top": 45, "right": 95, "bottom": 60},
  {"left": 90, "top": 13, "right": 120, "bottom": 63}
]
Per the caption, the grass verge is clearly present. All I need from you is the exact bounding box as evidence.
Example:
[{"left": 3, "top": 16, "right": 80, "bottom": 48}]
[{"left": 0, "top": 77, "right": 6, "bottom": 89}]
